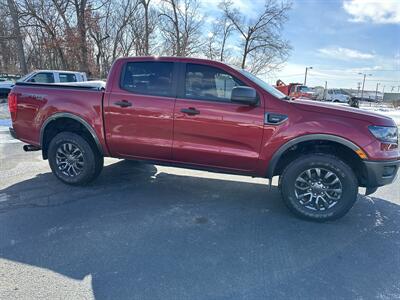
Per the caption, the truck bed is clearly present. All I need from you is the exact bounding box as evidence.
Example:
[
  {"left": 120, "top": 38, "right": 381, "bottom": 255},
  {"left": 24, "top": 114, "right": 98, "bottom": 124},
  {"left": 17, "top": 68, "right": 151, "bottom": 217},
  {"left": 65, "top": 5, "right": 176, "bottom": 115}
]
[
  {"left": 15, "top": 81, "right": 105, "bottom": 91},
  {"left": 11, "top": 82, "right": 106, "bottom": 148}
]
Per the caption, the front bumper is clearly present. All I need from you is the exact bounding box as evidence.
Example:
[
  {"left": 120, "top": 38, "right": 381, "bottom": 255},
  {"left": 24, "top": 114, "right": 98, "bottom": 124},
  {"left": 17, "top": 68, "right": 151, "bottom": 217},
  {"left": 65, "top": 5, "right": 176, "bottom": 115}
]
[{"left": 362, "top": 159, "right": 400, "bottom": 188}]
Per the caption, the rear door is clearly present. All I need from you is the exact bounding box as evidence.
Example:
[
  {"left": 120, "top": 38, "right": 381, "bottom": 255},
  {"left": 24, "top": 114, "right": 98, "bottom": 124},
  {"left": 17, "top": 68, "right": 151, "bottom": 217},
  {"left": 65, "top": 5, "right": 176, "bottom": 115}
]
[
  {"left": 104, "top": 60, "right": 177, "bottom": 160},
  {"left": 172, "top": 63, "right": 264, "bottom": 172}
]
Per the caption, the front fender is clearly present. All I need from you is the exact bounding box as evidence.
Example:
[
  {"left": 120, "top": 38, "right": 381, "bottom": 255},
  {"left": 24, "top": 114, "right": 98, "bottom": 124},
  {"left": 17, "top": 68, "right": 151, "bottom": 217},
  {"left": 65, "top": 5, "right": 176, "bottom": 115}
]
[{"left": 264, "top": 133, "right": 362, "bottom": 179}]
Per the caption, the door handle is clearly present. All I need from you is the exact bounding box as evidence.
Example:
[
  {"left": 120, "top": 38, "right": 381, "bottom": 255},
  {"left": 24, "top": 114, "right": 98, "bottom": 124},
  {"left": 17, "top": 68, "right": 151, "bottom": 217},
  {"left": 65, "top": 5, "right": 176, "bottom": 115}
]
[
  {"left": 114, "top": 100, "right": 132, "bottom": 108},
  {"left": 181, "top": 108, "right": 200, "bottom": 116}
]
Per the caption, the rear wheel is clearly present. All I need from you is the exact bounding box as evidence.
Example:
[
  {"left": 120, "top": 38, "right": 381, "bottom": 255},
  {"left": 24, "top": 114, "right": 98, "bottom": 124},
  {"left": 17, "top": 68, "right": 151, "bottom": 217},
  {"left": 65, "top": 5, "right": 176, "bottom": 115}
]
[
  {"left": 48, "top": 132, "right": 103, "bottom": 185},
  {"left": 280, "top": 154, "right": 358, "bottom": 221}
]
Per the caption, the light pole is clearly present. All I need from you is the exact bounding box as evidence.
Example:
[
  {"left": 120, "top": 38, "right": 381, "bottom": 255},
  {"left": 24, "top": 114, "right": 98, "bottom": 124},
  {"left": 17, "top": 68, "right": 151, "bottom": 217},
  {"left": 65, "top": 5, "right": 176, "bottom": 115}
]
[
  {"left": 375, "top": 82, "right": 380, "bottom": 101},
  {"left": 304, "top": 66, "right": 313, "bottom": 85},
  {"left": 358, "top": 73, "right": 372, "bottom": 101}
]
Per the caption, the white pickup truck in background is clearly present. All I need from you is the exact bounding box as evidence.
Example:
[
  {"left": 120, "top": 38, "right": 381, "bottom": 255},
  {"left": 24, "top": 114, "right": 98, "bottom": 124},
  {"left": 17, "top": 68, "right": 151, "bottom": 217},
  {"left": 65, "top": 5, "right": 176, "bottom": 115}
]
[
  {"left": 0, "top": 70, "right": 87, "bottom": 99},
  {"left": 325, "top": 89, "right": 350, "bottom": 103}
]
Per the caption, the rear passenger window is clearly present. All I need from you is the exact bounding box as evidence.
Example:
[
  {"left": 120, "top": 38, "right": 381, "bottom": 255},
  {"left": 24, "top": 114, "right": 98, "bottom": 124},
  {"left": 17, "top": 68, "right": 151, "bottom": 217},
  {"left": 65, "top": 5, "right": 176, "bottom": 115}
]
[
  {"left": 59, "top": 73, "right": 77, "bottom": 82},
  {"left": 28, "top": 73, "right": 55, "bottom": 83},
  {"left": 185, "top": 64, "right": 244, "bottom": 102},
  {"left": 121, "top": 62, "right": 174, "bottom": 97}
]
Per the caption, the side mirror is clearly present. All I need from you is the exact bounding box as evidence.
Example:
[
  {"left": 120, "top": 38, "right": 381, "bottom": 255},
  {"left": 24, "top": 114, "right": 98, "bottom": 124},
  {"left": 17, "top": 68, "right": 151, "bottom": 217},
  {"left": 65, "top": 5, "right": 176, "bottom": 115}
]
[{"left": 231, "top": 86, "right": 258, "bottom": 106}]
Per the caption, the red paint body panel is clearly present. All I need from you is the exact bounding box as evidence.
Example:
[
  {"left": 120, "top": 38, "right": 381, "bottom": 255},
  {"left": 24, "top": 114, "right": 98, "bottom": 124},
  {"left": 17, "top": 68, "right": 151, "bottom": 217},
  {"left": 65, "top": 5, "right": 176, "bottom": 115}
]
[
  {"left": 173, "top": 98, "right": 264, "bottom": 173},
  {"left": 9, "top": 56, "right": 400, "bottom": 180},
  {"left": 11, "top": 87, "right": 109, "bottom": 155},
  {"left": 104, "top": 57, "right": 176, "bottom": 160}
]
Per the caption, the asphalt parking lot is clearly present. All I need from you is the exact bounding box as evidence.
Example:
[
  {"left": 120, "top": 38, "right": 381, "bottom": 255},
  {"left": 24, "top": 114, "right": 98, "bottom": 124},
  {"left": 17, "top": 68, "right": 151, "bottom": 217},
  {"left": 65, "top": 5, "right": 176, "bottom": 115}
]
[{"left": 0, "top": 128, "right": 399, "bottom": 300}]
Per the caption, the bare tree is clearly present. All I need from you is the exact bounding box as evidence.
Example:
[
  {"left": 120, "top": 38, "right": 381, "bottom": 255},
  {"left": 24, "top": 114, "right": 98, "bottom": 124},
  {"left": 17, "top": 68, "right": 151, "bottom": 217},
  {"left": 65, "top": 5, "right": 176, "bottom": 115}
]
[
  {"left": 218, "top": 15, "right": 234, "bottom": 62},
  {"left": 72, "top": 0, "right": 90, "bottom": 74},
  {"left": 158, "top": 0, "right": 204, "bottom": 56},
  {"left": 0, "top": 0, "right": 292, "bottom": 78},
  {"left": 88, "top": 4, "right": 110, "bottom": 77},
  {"left": 221, "top": 0, "right": 291, "bottom": 73},
  {"left": 203, "top": 31, "right": 218, "bottom": 60},
  {"left": 140, "top": 0, "right": 151, "bottom": 55},
  {"left": 6, "top": 0, "right": 28, "bottom": 73},
  {"left": 22, "top": 0, "right": 70, "bottom": 69},
  {"left": 130, "top": 0, "right": 157, "bottom": 56},
  {"left": 204, "top": 13, "right": 234, "bottom": 62}
]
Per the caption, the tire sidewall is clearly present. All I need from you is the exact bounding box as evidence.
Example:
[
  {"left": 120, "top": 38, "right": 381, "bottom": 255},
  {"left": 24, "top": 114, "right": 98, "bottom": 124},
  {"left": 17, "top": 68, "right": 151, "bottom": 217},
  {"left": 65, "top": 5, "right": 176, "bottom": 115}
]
[
  {"left": 281, "top": 155, "right": 358, "bottom": 221},
  {"left": 48, "top": 132, "right": 97, "bottom": 185}
]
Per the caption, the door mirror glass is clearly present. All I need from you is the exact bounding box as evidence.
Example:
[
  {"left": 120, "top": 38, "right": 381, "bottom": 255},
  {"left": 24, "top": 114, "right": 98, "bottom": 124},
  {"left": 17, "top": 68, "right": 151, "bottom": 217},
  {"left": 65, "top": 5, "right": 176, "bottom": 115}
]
[{"left": 231, "top": 86, "right": 258, "bottom": 106}]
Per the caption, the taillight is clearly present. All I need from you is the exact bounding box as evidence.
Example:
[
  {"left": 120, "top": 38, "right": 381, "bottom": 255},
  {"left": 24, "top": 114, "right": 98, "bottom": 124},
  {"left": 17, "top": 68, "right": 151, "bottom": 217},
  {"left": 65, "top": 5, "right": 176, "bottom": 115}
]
[{"left": 8, "top": 92, "right": 17, "bottom": 121}]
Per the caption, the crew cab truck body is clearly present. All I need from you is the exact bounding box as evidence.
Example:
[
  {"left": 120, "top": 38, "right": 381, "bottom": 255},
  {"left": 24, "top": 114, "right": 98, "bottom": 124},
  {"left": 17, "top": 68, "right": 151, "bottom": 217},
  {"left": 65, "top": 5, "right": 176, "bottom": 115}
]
[{"left": 8, "top": 57, "right": 400, "bottom": 221}]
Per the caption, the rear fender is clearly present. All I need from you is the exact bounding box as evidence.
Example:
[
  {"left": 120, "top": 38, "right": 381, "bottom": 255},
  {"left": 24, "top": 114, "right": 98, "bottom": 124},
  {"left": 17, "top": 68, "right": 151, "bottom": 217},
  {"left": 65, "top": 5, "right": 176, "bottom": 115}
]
[{"left": 40, "top": 112, "right": 104, "bottom": 158}]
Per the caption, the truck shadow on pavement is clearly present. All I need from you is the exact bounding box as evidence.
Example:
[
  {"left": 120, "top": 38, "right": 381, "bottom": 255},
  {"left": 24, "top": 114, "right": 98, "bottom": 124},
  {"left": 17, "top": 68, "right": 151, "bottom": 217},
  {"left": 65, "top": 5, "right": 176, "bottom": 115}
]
[{"left": 1, "top": 159, "right": 400, "bottom": 299}]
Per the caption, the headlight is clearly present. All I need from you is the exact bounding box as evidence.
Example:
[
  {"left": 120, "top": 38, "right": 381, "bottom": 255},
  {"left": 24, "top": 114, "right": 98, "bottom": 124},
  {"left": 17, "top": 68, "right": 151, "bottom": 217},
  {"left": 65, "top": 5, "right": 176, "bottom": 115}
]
[{"left": 368, "top": 125, "right": 398, "bottom": 144}]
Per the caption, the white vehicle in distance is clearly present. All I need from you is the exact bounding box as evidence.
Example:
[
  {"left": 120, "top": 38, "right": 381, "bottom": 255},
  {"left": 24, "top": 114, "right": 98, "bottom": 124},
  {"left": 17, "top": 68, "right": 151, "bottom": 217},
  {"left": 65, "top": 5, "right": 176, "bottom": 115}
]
[
  {"left": 325, "top": 89, "right": 350, "bottom": 103},
  {"left": 0, "top": 70, "right": 87, "bottom": 98},
  {"left": 17, "top": 70, "right": 87, "bottom": 84}
]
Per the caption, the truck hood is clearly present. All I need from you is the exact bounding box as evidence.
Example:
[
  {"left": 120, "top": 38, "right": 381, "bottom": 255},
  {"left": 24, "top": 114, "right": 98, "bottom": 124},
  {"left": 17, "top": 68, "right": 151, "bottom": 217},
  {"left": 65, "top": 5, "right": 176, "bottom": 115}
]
[
  {"left": 0, "top": 81, "right": 14, "bottom": 89},
  {"left": 292, "top": 100, "right": 396, "bottom": 126}
]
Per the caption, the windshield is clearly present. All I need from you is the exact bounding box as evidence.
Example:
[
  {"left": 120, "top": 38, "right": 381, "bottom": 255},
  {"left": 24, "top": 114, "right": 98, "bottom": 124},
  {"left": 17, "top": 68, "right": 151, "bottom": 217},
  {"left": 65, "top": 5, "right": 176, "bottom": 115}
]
[
  {"left": 236, "top": 68, "right": 287, "bottom": 99},
  {"left": 17, "top": 71, "right": 35, "bottom": 82},
  {"left": 299, "top": 86, "right": 311, "bottom": 92}
]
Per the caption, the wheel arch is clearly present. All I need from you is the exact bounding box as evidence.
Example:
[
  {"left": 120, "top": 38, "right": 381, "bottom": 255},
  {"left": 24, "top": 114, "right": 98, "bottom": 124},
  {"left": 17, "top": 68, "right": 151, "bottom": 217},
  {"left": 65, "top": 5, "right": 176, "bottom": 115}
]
[
  {"left": 40, "top": 112, "right": 103, "bottom": 159},
  {"left": 266, "top": 134, "right": 363, "bottom": 179}
]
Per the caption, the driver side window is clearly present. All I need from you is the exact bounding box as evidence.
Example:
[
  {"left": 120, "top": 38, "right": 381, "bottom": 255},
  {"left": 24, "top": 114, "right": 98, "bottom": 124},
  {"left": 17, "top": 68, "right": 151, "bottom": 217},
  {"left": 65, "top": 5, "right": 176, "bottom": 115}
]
[{"left": 184, "top": 64, "right": 245, "bottom": 102}]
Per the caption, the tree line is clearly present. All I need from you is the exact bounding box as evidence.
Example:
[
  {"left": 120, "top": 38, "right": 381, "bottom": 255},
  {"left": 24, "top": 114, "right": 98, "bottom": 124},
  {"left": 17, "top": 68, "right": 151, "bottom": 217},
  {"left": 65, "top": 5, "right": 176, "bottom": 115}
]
[{"left": 1, "top": 0, "right": 291, "bottom": 78}]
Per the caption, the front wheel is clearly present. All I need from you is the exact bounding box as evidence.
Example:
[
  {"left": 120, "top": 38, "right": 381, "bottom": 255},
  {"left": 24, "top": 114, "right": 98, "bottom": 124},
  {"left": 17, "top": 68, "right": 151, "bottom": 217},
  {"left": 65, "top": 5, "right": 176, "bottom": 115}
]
[
  {"left": 48, "top": 132, "right": 103, "bottom": 185},
  {"left": 280, "top": 154, "right": 358, "bottom": 221}
]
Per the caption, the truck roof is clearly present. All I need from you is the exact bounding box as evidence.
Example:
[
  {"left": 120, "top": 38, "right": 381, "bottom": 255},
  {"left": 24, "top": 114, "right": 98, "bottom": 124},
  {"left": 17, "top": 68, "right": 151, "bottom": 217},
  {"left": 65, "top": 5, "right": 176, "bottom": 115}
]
[
  {"left": 114, "top": 56, "right": 240, "bottom": 69},
  {"left": 32, "top": 70, "right": 85, "bottom": 74}
]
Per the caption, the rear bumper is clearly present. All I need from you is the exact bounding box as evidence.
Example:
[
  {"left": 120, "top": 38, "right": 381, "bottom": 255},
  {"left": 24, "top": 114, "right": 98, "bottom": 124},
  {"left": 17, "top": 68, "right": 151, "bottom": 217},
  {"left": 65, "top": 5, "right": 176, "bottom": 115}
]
[{"left": 362, "top": 159, "right": 400, "bottom": 188}]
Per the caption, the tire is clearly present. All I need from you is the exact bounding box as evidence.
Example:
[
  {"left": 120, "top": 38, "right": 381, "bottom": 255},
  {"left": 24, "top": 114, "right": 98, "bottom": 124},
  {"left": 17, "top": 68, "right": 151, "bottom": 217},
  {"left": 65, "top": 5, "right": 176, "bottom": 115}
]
[
  {"left": 48, "top": 132, "right": 103, "bottom": 185},
  {"left": 280, "top": 154, "right": 358, "bottom": 222}
]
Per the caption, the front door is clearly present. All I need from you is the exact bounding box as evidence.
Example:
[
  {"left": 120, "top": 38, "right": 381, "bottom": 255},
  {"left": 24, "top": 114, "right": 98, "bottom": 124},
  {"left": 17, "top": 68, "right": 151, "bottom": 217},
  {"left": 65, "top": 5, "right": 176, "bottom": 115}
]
[
  {"left": 173, "top": 63, "right": 264, "bottom": 173},
  {"left": 105, "top": 61, "right": 176, "bottom": 160}
]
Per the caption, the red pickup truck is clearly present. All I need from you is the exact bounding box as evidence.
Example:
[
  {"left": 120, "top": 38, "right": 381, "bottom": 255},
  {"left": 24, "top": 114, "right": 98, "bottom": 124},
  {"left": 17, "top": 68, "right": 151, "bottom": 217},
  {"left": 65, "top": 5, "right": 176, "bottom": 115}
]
[{"left": 8, "top": 57, "right": 400, "bottom": 221}]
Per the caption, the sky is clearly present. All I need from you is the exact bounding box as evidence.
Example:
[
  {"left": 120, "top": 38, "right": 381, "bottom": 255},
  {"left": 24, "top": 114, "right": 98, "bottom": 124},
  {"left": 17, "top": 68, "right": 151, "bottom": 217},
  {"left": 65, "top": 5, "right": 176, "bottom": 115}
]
[{"left": 200, "top": 0, "right": 400, "bottom": 91}]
